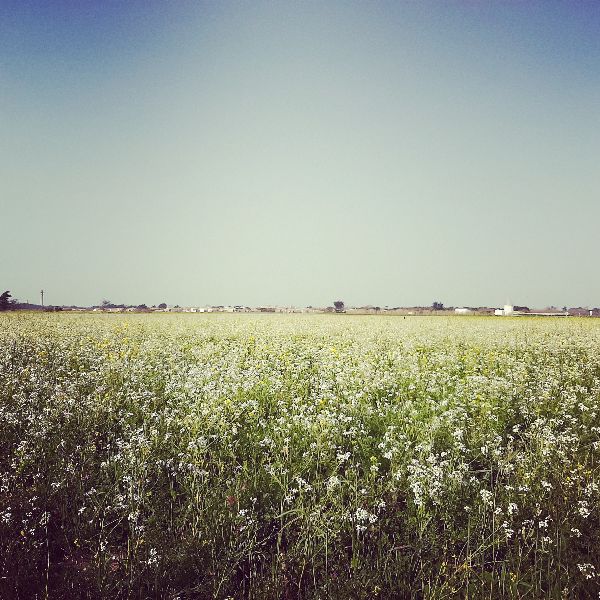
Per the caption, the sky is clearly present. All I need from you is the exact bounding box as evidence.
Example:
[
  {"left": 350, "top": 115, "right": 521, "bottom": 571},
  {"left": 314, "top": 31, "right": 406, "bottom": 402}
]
[{"left": 1, "top": 1, "right": 599, "bottom": 308}]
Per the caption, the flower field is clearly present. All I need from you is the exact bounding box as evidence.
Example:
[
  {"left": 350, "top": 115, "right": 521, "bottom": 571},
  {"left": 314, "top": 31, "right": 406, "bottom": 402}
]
[{"left": 1, "top": 313, "right": 599, "bottom": 599}]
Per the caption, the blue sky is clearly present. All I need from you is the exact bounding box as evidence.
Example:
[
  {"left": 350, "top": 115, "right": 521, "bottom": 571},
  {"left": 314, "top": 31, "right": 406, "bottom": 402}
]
[{"left": 1, "top": 1, "right": 599, "bottom": 307}]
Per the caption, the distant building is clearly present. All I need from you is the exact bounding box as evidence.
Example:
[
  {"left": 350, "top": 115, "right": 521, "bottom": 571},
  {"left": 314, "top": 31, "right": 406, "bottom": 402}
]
[
  {"left": 566, "top": 307, "right": 600, "bottom": 317},
  {"left": 495, "top": 304, "right": 569, "bottom": 317},
  {"left": 454, "top": 308, "right": 472, "bottom": 314}
]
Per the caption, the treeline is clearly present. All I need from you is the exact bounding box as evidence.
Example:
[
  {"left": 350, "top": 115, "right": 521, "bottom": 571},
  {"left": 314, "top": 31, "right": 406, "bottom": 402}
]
[
  {"left": 0, "top": 291, "right": 62, "bottom": 312},
  {"left": 0, "top": 291, "right": 16, "bottom": 311}
]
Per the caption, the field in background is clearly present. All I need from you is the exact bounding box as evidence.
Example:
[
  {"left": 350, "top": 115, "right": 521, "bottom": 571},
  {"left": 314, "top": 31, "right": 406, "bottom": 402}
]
[{"left": 1, "top": 313, "right": 599, "bottom": 598}]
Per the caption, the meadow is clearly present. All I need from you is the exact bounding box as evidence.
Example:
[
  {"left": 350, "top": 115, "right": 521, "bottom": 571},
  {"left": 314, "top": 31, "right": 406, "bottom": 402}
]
[{"left": 1, "top": 312, "right": 599, "bottom": 599}]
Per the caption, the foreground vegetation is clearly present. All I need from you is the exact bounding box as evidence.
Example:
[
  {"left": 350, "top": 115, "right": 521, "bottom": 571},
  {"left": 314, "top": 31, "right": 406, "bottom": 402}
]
[{"left": 1, "top": 313, "right": 599, "bottom": 599}]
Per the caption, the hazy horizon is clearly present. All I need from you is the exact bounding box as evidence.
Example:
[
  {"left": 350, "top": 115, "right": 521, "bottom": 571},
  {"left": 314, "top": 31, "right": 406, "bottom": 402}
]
[{"left": 2, "top": 1, "right": 599, "bottom": 308}]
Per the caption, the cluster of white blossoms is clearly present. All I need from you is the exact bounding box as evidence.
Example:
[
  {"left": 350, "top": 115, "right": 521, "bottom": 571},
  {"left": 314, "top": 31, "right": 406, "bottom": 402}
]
[{"left": 1, "top": 312, "right": 600, "bottom": 597}]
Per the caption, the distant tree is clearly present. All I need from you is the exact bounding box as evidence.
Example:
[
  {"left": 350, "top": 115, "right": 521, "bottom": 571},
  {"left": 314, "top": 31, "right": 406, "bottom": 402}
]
[
  {"left": 333, "top": 300, "right": 345, "bottom": 313},
  {"left": 101, "top": 299, "right": 112, "bottom": 308},
  {"left": 158, "top": 303, "right": 167, "bottom": 309},
  {"left": 136, "top": 304, "right": 148, "bottom": 310},
  {"left": 432, "top": 301, "right": 444, "bottom": 311},
  {"left": 0, "top": 291, "right": 12, "bottom": 311}
]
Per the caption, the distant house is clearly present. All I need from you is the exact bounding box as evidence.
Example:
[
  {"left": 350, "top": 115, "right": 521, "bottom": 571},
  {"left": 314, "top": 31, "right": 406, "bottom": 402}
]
[
  {"left": 566, "top": 307, "right": 600, "bottom": 317},
  {"left": 454, "top": 308, "right": 472, "bottom": 315},
  {"left": 495, "top": 304, "right": 568, "bottom": 317}
]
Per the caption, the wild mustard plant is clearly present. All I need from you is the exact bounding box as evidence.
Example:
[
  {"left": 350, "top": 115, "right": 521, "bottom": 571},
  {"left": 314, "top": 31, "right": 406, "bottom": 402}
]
[{"left": 0, "top": 313, "right": 599, "bottom": 598}]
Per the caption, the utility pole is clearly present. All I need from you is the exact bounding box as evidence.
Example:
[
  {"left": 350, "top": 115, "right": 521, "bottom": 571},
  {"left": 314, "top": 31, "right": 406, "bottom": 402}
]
[{"left": 41, "top": 289, "right": 44, "bottom": 307}]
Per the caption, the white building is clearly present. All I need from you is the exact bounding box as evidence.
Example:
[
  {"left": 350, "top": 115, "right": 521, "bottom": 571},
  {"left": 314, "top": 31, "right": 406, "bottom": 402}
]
[{"left": 495, "top": 305, "right": 514, "bottom": 316}]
